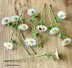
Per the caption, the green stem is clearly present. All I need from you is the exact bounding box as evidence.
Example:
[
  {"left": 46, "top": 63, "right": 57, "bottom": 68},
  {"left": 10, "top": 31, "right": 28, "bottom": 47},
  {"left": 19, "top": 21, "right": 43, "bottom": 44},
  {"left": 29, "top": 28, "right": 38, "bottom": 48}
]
[
  {"left": 37, "top": 34, "right": 50, "bottom": 46},
  {"left": 20, "top": 30, "right": 37, "bottom": 54},
  {"left": 30, "top": 46, "right": 37, "bottom": 54},
  {"left": 10, "top": 28, "right": 30, "bottom": 55},
  {"left": 4, "top": 52, "right": 53, "bottom": 62},
  {"left": 49, "top": 5, "right": 68, "bottom": 39},
  {"left": 20, "top": 31, "right": 25, "bottom": 39},
  {"left": 10, "top": 28, "right": 15, "bottom": 42},
  {"left": 48, "top": 5, "right": 57, "bottom": 26}
]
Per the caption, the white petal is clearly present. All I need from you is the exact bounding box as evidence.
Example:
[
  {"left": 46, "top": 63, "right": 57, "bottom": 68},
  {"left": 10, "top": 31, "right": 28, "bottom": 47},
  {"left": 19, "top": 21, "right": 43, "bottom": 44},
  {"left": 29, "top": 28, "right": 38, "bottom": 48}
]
[
  {"left": 27, "top": 8, "right": 36, "bottom": 16},
  {"left": 55, "top": 49, "right": 59, "bottom": 59},
  {"left": 24, "top": 38, "right": 36, "bottom": 46},
  {"left": 62, "top": 38, "right": 71, "bottom": 46},
  {"left": 3, "top": 42, "right": 13, "bottom": 49},
  {"left": 11, "top": 15, "right": 19, "bottom": 22},
  {"left": 49, "top": 27, "right": 59, "bottom": 35},
  {"left": 57, "top": 11, "right": 66, "bottom": 20},
  {"left": 1, "top": 17, "right": 11, "bottom": 25},
  {"left": 36, "top": 25, "right": 47, "bottom": 32},
  {"left": 18, "top": 24, "right": 29, "bottom": 31}
]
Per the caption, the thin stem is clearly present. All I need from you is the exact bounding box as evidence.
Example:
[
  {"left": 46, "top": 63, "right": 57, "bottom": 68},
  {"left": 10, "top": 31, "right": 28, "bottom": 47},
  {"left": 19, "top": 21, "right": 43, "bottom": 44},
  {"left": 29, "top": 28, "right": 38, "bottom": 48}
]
[
  {"left": 30, "top": 46, "right": 37, "bottom": 54},
  {"left": 39, "top": 36, "right": 44, "bottom": 48},
  {"left": 49, "top": 5, "right": 68, "bottom": 38},
  {"left": 9, "top": 23, "right": 18, "bottom": 42},
  {"left": 37, "top": 34, "right": 50, "bottom": 46},
  {"left": 10, "top": 28, "right": 15, "bottom": 42},
  {"left": 4, "top": 52, "right": 53, "bottom": 62},
  {"left": 20, "top": 30, "right": 37, "bottom": 54},
  {"left": 48, "top": 5, "right": 57, "bottom": 26},
  {"left": 10, "top": 28, "right": 30, "bottom": 55},
  {"left": 20, "top": 31, "right": 25, "bottom": 39}
]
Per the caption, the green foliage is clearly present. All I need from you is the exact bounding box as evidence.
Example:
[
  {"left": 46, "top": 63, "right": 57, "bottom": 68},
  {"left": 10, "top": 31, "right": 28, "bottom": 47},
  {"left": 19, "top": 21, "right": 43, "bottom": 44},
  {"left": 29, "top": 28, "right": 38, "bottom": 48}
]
[
  {"left": 21, "top": 18, "right": 26, "bottom": 23},
  {"left": 38, "top": 20, "right": 45, "bottom": 25},
  {"left": 58, "top": 32, "right": 68, "bottom": 39},
  {"left": 30, "top": 17, "right": 36, "bottom": 23},
  {"left": 34, "top": 13, "right": 41, "bottom": 19},
  {"left": 11, "top": 39, "right": 16, "bottom": 44},
  {"left": 8, "top": 23, "right": 17, "bottom": 28},
  {"left": 47, "top": 26, "right": 52, "bottom": 31},
  {"left": 32, "top": 31, "right": 39, "bottom": 37}
]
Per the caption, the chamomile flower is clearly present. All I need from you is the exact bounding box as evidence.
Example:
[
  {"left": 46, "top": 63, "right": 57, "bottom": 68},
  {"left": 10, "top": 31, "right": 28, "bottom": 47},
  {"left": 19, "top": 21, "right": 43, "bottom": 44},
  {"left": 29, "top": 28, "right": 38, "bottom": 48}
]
[
  {"left": 57, "top": 11, "right": 66, "bottom": 20},
  {"left": 62, "top": 38, "right": 71, "bottom": 46},
  {"left": 1, "top": 17, "right": 11, "bottom": 25},
  {"left": 36, "top": 25, "right": 47, "bottom": 33},
  {"left": 3, "top": 42, "right": 13, "bottom": 49},
  {"left": 27, "top": 8, "right": 36, "bottom": 16},
  {"left": 49, "top": 27, "right": 59, "bottom": 35},
  {"left": 18, "top": 24, "right": 29, "bottom": 31},
  {"left": 54, "top": 49, "right": 59, "bottom": 59},
  {"left": 24, "top": 38, "right": 36, "bottom": 46},
  {"left": 11, "top": 15, "right": 19, "bottom": 22}
]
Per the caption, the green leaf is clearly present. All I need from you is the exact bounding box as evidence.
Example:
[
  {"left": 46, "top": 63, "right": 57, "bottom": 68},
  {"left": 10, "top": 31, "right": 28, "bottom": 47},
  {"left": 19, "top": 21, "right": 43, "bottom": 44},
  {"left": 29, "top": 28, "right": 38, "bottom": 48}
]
[
  {"left": 11, "top": 39, "right": 16, "bottom": 43},
  {"left": 30, "top": 18, "right": 36, "bottom": 23},
  {"left": 54, "top": 16, "right": 60, "bottom": 22},
  {"left": 38, "top": 20, "right": 45, "bottom": 25},
  {"left": 34, "top": 13, "right": 41, "bottom": 19},
  {"left": 32, "top": 31, "right": 39, "bottom": 37},
  {"left": 8, "top": 23, "right": 13, "bottom": 26},
  {"left": 58, "top": 32, "right": 68, "bottom": 39},
  {"left": 21, "top": 18, "right": 26, "bottom": 23},
  {"left": 47, "top": 26, "right": 52, "bottom": 31}
]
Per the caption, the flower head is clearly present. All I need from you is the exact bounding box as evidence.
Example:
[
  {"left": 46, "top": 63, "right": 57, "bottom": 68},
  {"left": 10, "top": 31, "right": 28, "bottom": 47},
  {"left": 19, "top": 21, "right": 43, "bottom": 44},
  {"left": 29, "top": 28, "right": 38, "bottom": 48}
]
[
  {"left": 49, "top": 27, "right": 59, "bottom": 35},
  {"left": 24, "top": 38, "right": 36, "bottom": 46},
  {"left": 62, "top": 38, "right": 71, "bottom": 46},
  {"left": 27, "top": 8, "right": 36, "bottom": 16},
  {"left": 3, "top": 42, "right": 13, "bottom": 49},
  {"left": 57, "top": 11, "right": 66, "bottom": 20},
  {"left": 36, "top": 25, "right": 47, "bottom": 33},
  {"left": 1, "top": 17, "right": 11, "bottom": 25},
  {"left": 18, "top": 24, "right": 29, "bottom": 31},
  {"left": 54, "top": 49, "right": 59, "bottom": 59},
  {"left": 11, "top": 15, "right": 19, "bottom": 22}
]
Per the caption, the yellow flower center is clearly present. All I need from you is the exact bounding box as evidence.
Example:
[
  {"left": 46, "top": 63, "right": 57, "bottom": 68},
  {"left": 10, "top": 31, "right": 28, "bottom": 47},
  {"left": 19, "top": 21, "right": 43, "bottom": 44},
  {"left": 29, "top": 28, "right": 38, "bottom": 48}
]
[
  {"left": 40, "top": 26, "right": 44, "bottom": 30},
  {"left": 52, "top": 29, "right": 56, "bottom": 32},
  {"left": 65, "top": 40, "right": 69, "bottom": 43},
  {"left": 29, "top": 40, "right": 33, "bottom": 44},
  {"left": 22, "top": 25, "right": 26, "bottom": 29},
  {"left": 6, "top": 43, "right": 10, "bottom": 48}
]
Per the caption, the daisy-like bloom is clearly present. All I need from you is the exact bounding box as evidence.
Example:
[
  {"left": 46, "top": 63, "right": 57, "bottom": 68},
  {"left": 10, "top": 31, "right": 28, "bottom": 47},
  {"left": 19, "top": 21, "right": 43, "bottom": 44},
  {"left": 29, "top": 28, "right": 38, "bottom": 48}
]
[
  {"left": 1, "top": 17, "right": 11, "bottom": 25},
  {"left": 11, "top": 15, "right": 19, "bottom": 22},
  {"left": 3, "top": 42, "right": 13, "bottom": 49},
  {"left": 62, "top": 38, "right": 71, "bottom": 46},
  {"left": 18, "top": 24, "right": 29, "bottom": 31},
  {"left": 24, "top": 38, "right": 36, "bottom": 46},
  {"left": 27, "top": 8, "right": 36, "bottom": 16},
  {"left": 49, "top": 27, "right": 59, "bottom": 35},
  {"left": 57, "top": 11, "right": 66, "bottom": 20},
  {"left": 54, "top": 49, "right": 59, "bottom": 59},
  {"left": 36, "top": 25, "right": 47, "bottom": 33}
]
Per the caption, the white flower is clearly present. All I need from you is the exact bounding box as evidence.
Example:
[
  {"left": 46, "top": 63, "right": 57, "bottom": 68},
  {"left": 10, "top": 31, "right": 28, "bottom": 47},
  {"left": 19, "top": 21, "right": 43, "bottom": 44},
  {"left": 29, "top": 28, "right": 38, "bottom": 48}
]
[
  {"left": 36, "top": 25, "right": 47, "bottom": 33},
  {"left": 27, "top": 8, "right": 36, "bottom": 16},
  {"left": 57, "top": 11, "right": 66, "bottom": 20},
  {"left": 24, "top": 38, "right": 36, "bottom": 46},
  {"left": 1, "top": 17, "right": 11, "bottom": 25},
  {"left": 54, "top": 49, "right": 59, "bottom": 59},
  {"left": 18, "top": 24, "right": 29, "bottom": 31},
  {"left": 49, "top": 27, "right": 59, "bottom": 35},
  {"left": 62, "top": 38, "right": 71, "bottom": 46},
  {"left": 11, "top": 15, "right": 19, "bottom": 22},
  {"left": 3, "top": 42, "right": 13, "bottom": 49}
]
